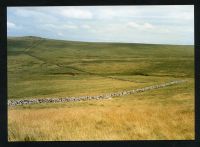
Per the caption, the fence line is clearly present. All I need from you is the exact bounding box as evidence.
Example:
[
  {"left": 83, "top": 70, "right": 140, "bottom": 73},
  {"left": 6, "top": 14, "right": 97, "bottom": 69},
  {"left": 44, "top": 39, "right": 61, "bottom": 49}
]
[{"left": 8, "top": 80, "right": 187, "bottom": 107}]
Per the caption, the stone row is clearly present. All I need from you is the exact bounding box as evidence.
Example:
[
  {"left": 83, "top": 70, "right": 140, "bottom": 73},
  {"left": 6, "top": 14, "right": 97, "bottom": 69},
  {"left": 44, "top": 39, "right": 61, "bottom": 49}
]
[{"left": 8, "top": 80, "right": 187, "bottom": 107}]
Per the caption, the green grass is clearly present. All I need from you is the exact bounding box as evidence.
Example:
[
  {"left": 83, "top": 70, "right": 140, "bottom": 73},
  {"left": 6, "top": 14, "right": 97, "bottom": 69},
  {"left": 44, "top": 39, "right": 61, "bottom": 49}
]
[
  {"left": 8, "top": 36, "right": 194, "bottom": 99},
  {"left": 8, "top": 36, "right": 194, "bottom": 140}
]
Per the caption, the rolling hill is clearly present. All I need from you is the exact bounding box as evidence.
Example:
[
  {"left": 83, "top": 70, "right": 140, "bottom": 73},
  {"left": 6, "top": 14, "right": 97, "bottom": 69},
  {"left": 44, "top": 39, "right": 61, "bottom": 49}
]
[
  {"left": 7, "top": 36, "right": 194, "bottom": 99},
  {"left": 8, "top": 36, "right": 194, "bottom": 140}
]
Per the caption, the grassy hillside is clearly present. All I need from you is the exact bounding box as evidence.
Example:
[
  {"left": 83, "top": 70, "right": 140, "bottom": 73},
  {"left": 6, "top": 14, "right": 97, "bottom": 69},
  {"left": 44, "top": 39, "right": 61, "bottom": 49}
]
[
  {"left": 8, "top": 36, "right": 194, "bottom": 99},
  {"left": 8, "top": 36, "right": 194, "bottom": 140}
]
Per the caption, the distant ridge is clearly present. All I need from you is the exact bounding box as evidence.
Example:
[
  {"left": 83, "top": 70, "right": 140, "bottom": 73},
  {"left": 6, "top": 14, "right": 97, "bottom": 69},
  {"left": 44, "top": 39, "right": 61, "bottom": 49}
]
[
  {"left": 8, "top": 36, "right": 44, "bottom": 40},
  {"left": 7, "top": 36, "right": 194, "bottom": 46}
]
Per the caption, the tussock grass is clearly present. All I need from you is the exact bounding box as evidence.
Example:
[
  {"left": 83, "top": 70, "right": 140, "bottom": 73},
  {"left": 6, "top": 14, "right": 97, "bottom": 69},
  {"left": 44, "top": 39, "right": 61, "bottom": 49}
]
[
  {"left": 8, "top": 79, "right": 194, "bottom": 141},
  {"left": 8, "top": 105, "right": 194, "bottom": 141},
  {"left": 8, "top": 98, "right": 194, "bottom": 141}
]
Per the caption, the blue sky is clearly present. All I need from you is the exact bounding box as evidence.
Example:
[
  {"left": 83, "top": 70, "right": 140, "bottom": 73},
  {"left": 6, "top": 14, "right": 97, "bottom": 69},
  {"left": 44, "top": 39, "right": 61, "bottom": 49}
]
[{"left": 7, "top": 6, "right": 194, "bottom": 45}]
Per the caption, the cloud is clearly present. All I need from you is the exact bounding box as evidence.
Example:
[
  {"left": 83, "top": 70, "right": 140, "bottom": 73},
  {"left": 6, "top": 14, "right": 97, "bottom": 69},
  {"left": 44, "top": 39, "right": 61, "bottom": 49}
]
[
  {"left": 164, "top": 6, "right": 193, "bottom": 21},
  {"left": 63, "top": 24, "right": 78, "bottom": 29},
  {"left": 57, "top": 32, "right": 64, "bottom": 36},
  {"left": 127, "top": 22, "right": 140, "bottom": 28},
  {"left": 14, "top": 9, "right": 32, "bottom": 17},
  {"left": 42, "top": 23, "right": 78, "bottom": 31},
  {"left": 14, "top": 8, "right": 58, "bottom": 23},
  {"left": 7, "top": 21, "right": 16, "bottom": 28},
  {"left": 97, "top": 8, "right": 117, "bottom": 19},
  {"left": 60, "top": 8, "right": 93, "bottom": 19},
  {"left": 81, "top": 24, "right": 91, "bottom": 29},
  {"left": 127, "top": 22, "right": 154, "bottom": 30},
  {"left": 42, "top": 23, "right": 57, "bottom": 29},
  {"left": 143, "top": 23, "right": 154, "bottom": 29},
  {"left": 7, "top": 6, "right": 194, "bottom": 45}
]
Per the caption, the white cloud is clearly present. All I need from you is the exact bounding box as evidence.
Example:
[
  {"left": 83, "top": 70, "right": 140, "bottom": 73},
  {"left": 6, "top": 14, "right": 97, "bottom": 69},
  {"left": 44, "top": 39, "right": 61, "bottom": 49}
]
[
  {"left": 15, "top": 9, "right": 31, "bottom": 17},
  {"left": 57, "top": 32, "right": 64, "bottom": 36},
  {"left": 81, "top": 24, "right": 91, "bottom": 29},
  {"left": 63, "top": 24, "right": 78, "bottom": 29},
  {"left": 15, "top": 8, "right": 45, "bottom": 18},
  {"left": 169, "top": 11, "right": 193, "bottom": 21},
  {"left": 60, "top": 8, "right": 93, "bottom": 19},
  {"left": 95, "top": 6, "right": 140, "bottom": 20},
  {"left": 7, "top": 21, "right": 16, "bottom": 28},
  {"left": 43, "top": 23, "right": 57, "bottom": 29},
  {"left": 97, "top": 9, "right": 116, "bottom": 19},
  {"left": 127, "top": 22, "right": 154, "bottom": 30},
  {"left": 14, "top": 8, "right": 58, "bottom": 23},
  {"left": 42, "top": 23, "right": 78, "bottom": 30},
  {"left": 143, "top": 23, "right": 154, "bottom": 29},
  {"left": 7, "top": 6, "right": 194, "bottom": 45},
  {"left": 127, "top": 22, "right": 140, "bottom": 28}
]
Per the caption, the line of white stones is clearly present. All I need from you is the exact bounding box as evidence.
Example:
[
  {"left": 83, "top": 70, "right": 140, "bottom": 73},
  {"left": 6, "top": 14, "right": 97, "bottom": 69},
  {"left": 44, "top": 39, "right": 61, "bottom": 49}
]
[{"left": 8, "top": 80, "right": 187, "bottom": 107}]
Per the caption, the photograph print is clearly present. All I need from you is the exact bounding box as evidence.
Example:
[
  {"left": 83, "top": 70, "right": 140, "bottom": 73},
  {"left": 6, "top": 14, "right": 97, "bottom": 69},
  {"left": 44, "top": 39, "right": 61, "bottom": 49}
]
[{"left": 7, "top": 5, "right": 194, "bottom": 141}]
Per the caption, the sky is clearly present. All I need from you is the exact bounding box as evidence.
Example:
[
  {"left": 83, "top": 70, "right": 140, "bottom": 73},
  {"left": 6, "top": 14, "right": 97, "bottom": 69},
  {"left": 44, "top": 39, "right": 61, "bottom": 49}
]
[{"left": 7, "top": 6, "right": 194, "bottom": 45}]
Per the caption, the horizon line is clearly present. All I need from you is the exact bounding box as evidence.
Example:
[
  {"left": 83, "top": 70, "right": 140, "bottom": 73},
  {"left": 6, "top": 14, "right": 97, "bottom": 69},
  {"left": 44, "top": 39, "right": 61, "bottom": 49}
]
[{"left": 7, "top": 35, "right": 194, "bottom": 46}]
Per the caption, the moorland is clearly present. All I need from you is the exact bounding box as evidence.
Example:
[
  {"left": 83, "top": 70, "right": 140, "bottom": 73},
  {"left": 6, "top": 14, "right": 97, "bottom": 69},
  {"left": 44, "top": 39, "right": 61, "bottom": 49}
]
[{"left": 8, "top": 36, "right": 194, "bottom": 141}]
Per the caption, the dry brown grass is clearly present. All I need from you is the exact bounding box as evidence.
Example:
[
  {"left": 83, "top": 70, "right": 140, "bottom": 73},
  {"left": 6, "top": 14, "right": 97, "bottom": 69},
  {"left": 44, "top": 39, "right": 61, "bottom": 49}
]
[
  {"left": 8, "top": 104, "right": 194, "bottom": 141},
  {"left": 8, "top": 81, "right": 194, "bottom": 141}
]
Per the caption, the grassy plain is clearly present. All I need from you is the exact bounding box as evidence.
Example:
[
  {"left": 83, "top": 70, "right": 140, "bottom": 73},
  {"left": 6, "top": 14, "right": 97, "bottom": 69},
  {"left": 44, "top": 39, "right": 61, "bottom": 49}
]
[{"left": 8, "top": 36, "right": 194, "bottom": 141}]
